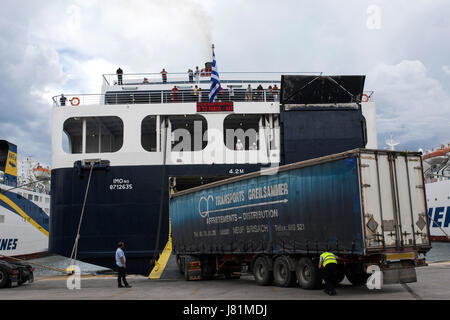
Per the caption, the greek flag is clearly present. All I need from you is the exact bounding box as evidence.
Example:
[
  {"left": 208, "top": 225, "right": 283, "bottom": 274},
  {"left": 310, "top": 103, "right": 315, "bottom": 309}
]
[{"left": 209, "top": 51, "right": 221, "bottom": 102}]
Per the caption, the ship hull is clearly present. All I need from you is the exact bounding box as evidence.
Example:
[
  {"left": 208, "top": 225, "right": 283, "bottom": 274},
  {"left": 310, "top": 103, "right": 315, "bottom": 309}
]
[
  {"left": 0, "top": 187, "right": 50, "bottom": 257},
  {"left": 426, "top": 180, "right": 450, "bottom": 242},
  {"left": 49, "top": 163, "right": 262, "bottom": 275}
]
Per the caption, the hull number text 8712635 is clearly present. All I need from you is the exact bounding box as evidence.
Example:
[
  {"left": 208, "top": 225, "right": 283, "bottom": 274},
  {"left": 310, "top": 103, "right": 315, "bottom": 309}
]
[{"left": 109, "top": 178, "right": 133, "bottom": 190}]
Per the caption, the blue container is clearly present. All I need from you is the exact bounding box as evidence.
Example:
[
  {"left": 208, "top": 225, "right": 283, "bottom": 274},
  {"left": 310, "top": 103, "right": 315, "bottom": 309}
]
[{"left": 171, "top": 154, "right": 365, "bottom": 256}]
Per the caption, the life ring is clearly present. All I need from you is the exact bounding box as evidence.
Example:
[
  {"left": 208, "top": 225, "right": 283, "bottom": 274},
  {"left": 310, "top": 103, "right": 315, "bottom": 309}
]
[
  {"left": 361, "top": 94, "right": 369, "bottom": 102},
  {"left": 70, "top": 97, "right": 80, "bottom": 106}
]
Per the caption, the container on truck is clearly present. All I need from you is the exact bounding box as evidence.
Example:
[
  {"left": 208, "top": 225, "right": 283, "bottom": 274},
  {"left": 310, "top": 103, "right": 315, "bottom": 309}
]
[{"left": 170, "top": 148, "right": 431, "bottom": 288}]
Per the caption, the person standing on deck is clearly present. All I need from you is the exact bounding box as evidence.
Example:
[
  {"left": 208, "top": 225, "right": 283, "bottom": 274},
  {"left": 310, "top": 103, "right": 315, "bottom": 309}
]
[
  {"left": 272, "top": 84, "right": 279, "bottom": 101},
  {"left": 171, "top": 85, "right": 179, "bottom": 102},
  {"left": 229, "top": 85, "right": 234, "bottom": 100},
  {"left": 194, "top": 66, "right": 200, "bottom": 83},
  {"left": 116, "top": 67, "right": 123, "bottom": 85},
  {"left": 161, "top": 68, "right": 168, "bottom": 83},
  {"left": 197, "top": 87, "right": 202, "bottom": 102},
  {"left": 59, "top": 94, "right": 67, "bottom": 106},
  {"left": 246, "top": 84, "right": 253, "bottom": 101}
]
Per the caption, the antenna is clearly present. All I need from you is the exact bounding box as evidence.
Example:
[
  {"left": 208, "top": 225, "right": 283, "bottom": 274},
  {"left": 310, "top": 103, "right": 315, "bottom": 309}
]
[{"left": 385, "top": 133, "right": 399, "bottom": 151}]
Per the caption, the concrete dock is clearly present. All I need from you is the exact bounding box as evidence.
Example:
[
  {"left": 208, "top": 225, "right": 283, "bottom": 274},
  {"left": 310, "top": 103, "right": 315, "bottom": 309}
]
[{"left": 1, "top": 261, "right": 449, "bottom": 300}]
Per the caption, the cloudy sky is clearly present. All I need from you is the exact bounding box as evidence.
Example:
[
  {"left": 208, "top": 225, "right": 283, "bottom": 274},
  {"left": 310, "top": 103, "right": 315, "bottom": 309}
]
[{"left": 0, "top": 0, "right": 449, "bottom": 166}]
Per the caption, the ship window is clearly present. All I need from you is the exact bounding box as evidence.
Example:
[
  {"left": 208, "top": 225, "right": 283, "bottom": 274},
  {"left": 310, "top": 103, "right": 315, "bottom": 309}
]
[
  {"left": 170, "top": 115, "right": 207, "bottom": 151},
  {"left": 0, "top": 215, "right": 4, "bottom": 223},
  {"left": 28, "top": 194, "right": 32, "bottom": 201},
  {"left": 63, "top": 116, "right": 123, "bottom": 154},
  {"left": 223, "top": 114, "right": 260, "bottom": 150},
  {"left": 34, "top": 195, "right": 39, "bottom": 201},
  {"left": 141, "top": 116, "right": 157, "bottom": 152}
]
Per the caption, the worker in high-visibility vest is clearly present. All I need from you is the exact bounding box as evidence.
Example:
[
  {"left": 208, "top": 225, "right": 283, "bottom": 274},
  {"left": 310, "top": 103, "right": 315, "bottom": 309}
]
[{"left": 319, "top": 251, "right": 339, "bottom": 296}]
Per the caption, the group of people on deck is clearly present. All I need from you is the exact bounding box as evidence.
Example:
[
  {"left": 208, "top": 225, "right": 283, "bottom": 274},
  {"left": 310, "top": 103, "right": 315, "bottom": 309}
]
[
  {"left": 245, "top": 84, "right": 279, "bottom": 102},
  {"left": 114, "top": 67, "right": 279, "bottom": 103},
  {"left": 167, "top": 84, "right": 279, "bottom": 103}
]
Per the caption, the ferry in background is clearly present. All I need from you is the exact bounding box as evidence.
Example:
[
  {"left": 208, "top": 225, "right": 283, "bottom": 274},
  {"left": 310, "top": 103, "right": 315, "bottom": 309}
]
[
  {"left": 50, "top": 63, "right": 379, "bottom": 275},
  {"left": 422, "top": 143, "right": 450, "bottom": 242},
  {"left": 0, "top": 140, "right": 50, "bottom": 258}
]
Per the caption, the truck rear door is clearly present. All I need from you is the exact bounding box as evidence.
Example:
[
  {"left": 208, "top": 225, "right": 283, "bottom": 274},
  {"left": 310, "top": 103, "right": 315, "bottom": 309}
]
[{"left": 358, "top": 150, "right": 430, "bottom": 251}]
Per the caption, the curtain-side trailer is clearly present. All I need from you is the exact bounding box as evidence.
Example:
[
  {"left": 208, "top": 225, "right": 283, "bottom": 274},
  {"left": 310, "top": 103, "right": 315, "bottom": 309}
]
[{"left": 170, "top": 149, "right": 431, "bottom": 289}]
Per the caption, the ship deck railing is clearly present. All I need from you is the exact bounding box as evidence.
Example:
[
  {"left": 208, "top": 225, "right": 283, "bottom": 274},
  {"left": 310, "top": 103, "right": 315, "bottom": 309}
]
[
  {"left": 52, "top": 89, "right": 374, "bottom": 107},
  {"left": 101, "top": 71, "right": 318, "bottom": 86},
  {"left": 52, "top": 88, "right": 282, "bottom": 107}
]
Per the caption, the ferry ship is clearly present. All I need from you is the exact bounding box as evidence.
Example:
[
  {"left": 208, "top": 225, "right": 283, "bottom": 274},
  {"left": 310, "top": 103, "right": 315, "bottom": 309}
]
[
  {"left": 50, "top": 64, "right": 378, "bottom": 274},
  {"left": 422, "top": 143, "right": 450, "bottom": 242},
  {"left": 0, "top": 140, "right": 50, "bottom": 258}
]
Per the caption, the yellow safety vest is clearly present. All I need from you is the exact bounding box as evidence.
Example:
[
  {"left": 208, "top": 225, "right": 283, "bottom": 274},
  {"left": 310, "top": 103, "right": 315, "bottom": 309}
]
[{"left": 321, "top": 252, "right": 337, "bottom": 267}]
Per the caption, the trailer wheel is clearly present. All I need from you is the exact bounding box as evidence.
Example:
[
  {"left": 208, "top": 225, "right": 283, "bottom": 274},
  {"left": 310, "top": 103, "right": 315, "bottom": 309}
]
[
  {"left": 253, "top": 257, "right": 273, "bottom": 286},
  {"left": 273, "top": 256, "right": 296, "bottom": 287},
  {"left": 0, "top": 267, "right": 8, "bottom": 288},
  {"left": 332, "top": 266, "right": 346, "bottom": 285},
  {"left": 296, "top": 257, "right": 321, "bottom": 289},
  {"left": 177, "top": 255, "right": 185, "bottom": 275},
  {"left": 345, "top": 264, "right": 370, "bottom": 286}
]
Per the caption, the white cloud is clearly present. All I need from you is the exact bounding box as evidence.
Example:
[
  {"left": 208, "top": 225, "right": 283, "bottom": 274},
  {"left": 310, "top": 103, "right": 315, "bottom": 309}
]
[
  {"left": 367, "top": 60, "right": 450, "bottom": 150},
  {"left": 443, "top": 65, "right": 450, "bottom": 76},
  {"left": 0, "top": 0, "right": 450, "bottom": 164}
]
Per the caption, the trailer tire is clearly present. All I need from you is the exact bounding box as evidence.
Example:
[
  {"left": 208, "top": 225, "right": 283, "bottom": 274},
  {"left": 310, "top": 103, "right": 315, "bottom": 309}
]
[
  {"left": 253, "top": 256, "right": 273, "bottom": 286},
  {"left": 345, "top": 264, "right": 370, "bottom": 286},
  {"left": 184, "top": 259, "right": 189, "bottom": 281},
  {"left": 273, "top": 256, "right": 296, "bottom": 287},
  {"left": 332, "top": 266, "right": 346, "bottom": 285},
  {"left": 0, "top": 267, "right": 8, "bottom": 288},
  {"left": 296, "top": 257, "right": 321, "bottom": 290},
  {"left": 177, "top": 255, "right": 185, "bottom": 275}
]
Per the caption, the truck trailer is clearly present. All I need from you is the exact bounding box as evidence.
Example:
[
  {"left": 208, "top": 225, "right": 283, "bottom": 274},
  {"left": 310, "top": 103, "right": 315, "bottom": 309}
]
[{"left": 170, "top": 149, "right": 431, "bottom": 289}]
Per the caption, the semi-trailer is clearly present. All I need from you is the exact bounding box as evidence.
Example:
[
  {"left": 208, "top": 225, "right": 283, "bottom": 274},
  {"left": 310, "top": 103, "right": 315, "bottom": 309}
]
[{"left": 170, "top": 149, "right": 431, "bottom": 289}]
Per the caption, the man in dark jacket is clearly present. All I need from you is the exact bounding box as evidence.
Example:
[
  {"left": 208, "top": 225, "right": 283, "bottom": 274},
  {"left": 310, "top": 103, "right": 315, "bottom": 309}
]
[{"left": 116, "top": 67, "right": 123, "bottom": 85}]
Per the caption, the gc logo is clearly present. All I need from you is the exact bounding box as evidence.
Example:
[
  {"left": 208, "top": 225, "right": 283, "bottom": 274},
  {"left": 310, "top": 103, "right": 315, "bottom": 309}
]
[{"left": 198, "top": 195, "right": 214, "bottom": 218}]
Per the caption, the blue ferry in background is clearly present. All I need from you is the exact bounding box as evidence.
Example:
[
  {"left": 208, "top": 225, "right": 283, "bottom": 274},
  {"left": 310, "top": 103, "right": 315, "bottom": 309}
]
[{"left": 0, "top": 140, "right": 50, "bottom": 258}]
